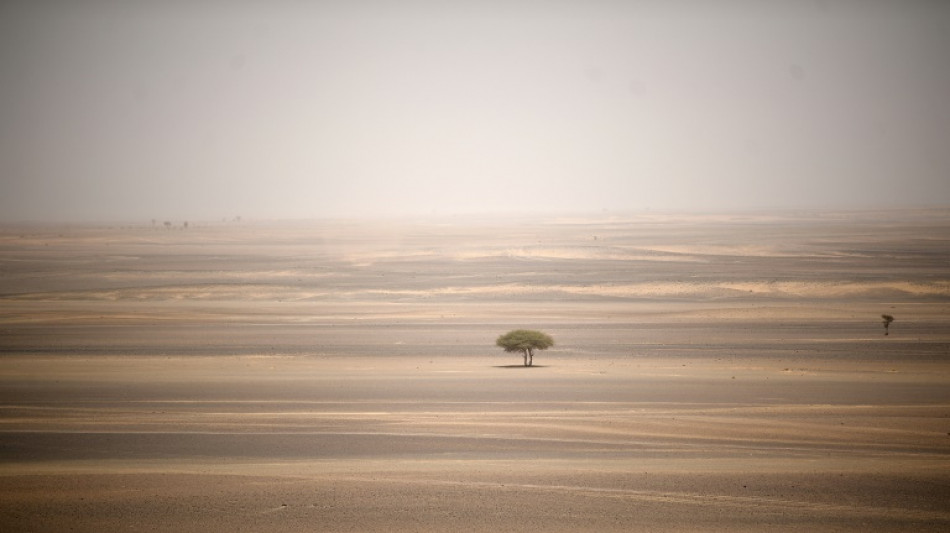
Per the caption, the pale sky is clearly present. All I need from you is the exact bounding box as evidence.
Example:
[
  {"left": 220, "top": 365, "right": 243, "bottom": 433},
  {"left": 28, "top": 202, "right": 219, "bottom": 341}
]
[{"left": 1, "top": 0, "right": 948, "bottom": 222}]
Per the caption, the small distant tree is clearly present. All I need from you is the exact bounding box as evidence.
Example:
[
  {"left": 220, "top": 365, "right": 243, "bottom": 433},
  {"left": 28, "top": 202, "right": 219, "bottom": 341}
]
[
  {"left": 882, "top": 314, "right": 894, "bottom": 336},
  {"left": 496, "top": 329, "right": 554, "bottom": 367}
]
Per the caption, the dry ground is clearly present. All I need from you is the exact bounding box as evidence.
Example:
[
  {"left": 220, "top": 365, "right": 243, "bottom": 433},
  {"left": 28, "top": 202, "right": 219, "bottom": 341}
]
[{"left": 1, "top": 210, "right": 948, "bottom": 531}]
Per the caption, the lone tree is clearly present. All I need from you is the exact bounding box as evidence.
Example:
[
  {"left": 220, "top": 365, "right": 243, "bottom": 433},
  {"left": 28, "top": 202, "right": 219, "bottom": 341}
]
[
  {"left": 496, "top": 329, "right": 554, "bottom": 367},
  {"left": 882, "top": 314, "right": 894, "bottom": 336}
]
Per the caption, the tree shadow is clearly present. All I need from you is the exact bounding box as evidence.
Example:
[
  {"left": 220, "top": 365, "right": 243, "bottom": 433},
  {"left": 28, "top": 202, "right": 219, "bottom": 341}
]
[{"left": 492, "top": 365, "right": 548, "bottom": 369}]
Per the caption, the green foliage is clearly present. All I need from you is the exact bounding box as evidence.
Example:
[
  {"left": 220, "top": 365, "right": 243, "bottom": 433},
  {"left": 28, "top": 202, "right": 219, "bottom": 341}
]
[{"left": 496, "top": 329, "right": 554, "bottom": 353}]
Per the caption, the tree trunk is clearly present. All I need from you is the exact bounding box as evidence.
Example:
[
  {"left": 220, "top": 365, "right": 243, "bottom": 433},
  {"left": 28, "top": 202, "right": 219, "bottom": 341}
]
[
  {"left": 528, "top": 348, "right": 534, "bottom": 366},
  {"left": 523, "top": 349, "right": 529, "bottom": 366}
]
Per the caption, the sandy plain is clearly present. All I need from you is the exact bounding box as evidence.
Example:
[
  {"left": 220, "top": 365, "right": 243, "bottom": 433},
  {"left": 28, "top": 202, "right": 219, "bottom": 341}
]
[{"left": 1, "top": 209, "right": 949, "bottom": 531}]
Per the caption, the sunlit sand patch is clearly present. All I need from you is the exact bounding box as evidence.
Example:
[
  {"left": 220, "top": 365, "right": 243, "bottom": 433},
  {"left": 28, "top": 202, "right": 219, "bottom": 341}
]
[
  {"left": 100, "top": 270, "right": 337, "bottom": 282},
  {"left": 641, "top": 244, "right": 864, "bottom": 258},
  {"left": 342, "top": 250, "right": 442, "bottom": 266},
  {"left": 338, "top": 246, "right": 706, "bottom": 265},
  {"left": 451, "top": 247, "right": 705, "bottom": 263},
  {"left": 719, "top": 280, "right": 950, "bottom": 298},
  {"left": 4, "top": 280, "right": 949, "bottom": 302},
  {"left": 3, "top": 285, "right": 329, "bottom": 302},
  {"left": 351, "top": 281, "right": 950, "bottom": 300}
]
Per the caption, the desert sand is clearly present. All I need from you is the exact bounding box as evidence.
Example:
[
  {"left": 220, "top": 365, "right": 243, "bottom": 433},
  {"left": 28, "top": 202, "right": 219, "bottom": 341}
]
[{"left": 1, "top": 210, "right": 948, "bottom": 531}]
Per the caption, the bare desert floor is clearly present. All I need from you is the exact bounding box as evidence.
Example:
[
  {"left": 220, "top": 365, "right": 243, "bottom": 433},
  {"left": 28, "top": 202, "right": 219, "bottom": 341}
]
[{"left": 1, "top": 210, "right": 948, "bottom": 531}]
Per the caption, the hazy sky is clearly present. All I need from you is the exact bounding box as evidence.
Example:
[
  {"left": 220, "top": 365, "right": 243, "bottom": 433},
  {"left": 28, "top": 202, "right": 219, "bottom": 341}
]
[{"left": 1, "top": 1, "right": 948, "bottom": 221}]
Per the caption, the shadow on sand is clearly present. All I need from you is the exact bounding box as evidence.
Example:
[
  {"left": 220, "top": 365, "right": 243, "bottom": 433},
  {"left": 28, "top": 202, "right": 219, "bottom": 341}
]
[{"left": 493, "top": 365, "right": 548, "bottom": 369}]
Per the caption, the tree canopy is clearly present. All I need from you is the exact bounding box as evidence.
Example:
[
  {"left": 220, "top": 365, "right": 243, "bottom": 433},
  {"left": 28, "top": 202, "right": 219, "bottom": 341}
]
[
  {"left": 882, "top": 314, "right": 894, "bottom": 335},
  {"left": 496, "top": 329, "right": 554, "bottom": 366}
]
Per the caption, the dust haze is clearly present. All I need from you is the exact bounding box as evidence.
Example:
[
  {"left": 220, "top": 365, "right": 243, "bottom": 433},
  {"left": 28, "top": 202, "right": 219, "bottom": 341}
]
[
  {"left": 1, "top": 1, "right": 949, "bottom": 221},
  {"left": 2, "top": 2, "right": 950, "bottom": 531}
]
